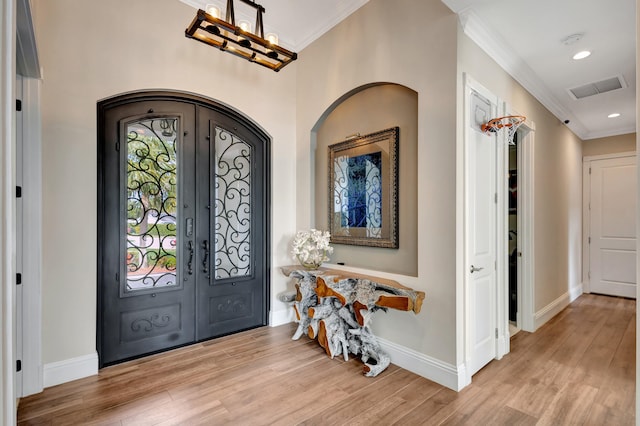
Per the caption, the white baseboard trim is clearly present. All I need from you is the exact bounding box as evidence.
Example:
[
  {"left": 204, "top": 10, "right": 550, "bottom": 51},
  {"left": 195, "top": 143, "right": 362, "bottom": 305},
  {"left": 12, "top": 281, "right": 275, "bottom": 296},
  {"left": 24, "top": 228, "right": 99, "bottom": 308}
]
[
  {"left": 456, "top": 363, "right": 471, "bottom": 390},
  {"left": 497, "top": 332, "right": 510, "bottom": 359},
  {"left": 43, "top": 352, "right": 98, "bottom": 388},
  {"left": 534, "top": 292, "right": 570, "bottom": 330},
  {"left": 269, "top": 316, "right": 467, "bottom": 391},
  {"left": 377, "top": 337, "right": 465, "bottom": 391},
  {"left": 569, "top": 283, "right": 584, "bottom": 302},
  {"left": 269, "top": 308, "right": 294, "bottom": 327}
]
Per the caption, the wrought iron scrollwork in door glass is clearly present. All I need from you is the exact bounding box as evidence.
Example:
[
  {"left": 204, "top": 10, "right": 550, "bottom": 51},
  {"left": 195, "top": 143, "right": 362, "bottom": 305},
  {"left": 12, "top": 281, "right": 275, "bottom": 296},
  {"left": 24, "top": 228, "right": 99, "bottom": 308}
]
[
  {"left": 214, "top": 127, "right": 252, "bottom": 279},
  {"left": 125, "top": 118, "right": 179, "bottom": 291}
]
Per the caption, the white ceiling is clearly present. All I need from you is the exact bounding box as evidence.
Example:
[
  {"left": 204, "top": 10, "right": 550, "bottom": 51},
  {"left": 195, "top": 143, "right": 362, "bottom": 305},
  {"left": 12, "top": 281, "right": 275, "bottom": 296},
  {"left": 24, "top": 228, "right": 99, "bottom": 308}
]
[
  {"left": 181, "top": 0, "right": 636, "bottom": 140},
  {"left": 443, "top": 0, "right": 636, "bottom": 140}
]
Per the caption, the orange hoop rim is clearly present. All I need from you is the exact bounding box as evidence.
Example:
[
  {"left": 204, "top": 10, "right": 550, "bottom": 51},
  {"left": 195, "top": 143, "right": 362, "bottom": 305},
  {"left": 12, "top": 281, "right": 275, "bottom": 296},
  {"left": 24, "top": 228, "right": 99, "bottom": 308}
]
[{"left": 480, "top": 115, "right": 526, "bottom": 133}]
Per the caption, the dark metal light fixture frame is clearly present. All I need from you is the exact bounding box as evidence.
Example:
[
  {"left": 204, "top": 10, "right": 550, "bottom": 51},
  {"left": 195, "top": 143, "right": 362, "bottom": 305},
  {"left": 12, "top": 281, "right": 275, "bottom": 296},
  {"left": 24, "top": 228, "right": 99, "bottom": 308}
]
[{"left": 185, "top": 0, "right": 297, "bottom": 72}]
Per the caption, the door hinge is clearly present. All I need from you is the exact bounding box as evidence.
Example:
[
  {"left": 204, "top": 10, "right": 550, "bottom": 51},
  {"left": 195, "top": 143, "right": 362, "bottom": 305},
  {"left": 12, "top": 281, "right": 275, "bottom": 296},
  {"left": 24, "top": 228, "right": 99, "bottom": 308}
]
[
  {"left": 589, "top": 167, "right": 591, "bottom": 175},
  {"left": 115, "top": 142, "right": 120, "bottom": 151},
  {"left": 588, "top": 237, "right": 591, "bottom": 244},
  {"left": 16, "top": 99, "right": 22, "bottom": 112},
  {"left": 495, "top": 328, "right": 498, "bottom": 339},
  {"left": 16, "top": 360, "right": 22, "bottom": 372},
  {"left": 16, "top": 273, "right": 22, "bottom": 285},
  {"left": 494, "top": 193, "right": 498, "bottom": 203},
  {"left": 115, "top": 272, "right": 119, "bottom": 282},
  {"left": 16, "top": 186, "right": 22, "bottom": 198},
  {"left": 495, "top": 260, "right": 497, "bottom": 270}
]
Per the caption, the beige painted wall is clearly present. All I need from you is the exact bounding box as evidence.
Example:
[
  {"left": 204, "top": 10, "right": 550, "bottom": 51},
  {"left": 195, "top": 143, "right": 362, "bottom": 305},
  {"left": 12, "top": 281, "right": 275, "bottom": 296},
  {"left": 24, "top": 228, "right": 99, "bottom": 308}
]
[
  {"left": 315, "top": 84, "right": 418, "bottom": 276},
  {"left": 583, "top": 132, "right": 636, "bottom": 157},
  {"left": 458, "top": 31, "right": 584, "bottom": 314},
  {"left": 297, "top": 0, "right": 459, "bottom": 363},
  {"left": 30, "top": 0, "right": 603, "bottom": 382},
  {"left": 33, "top": 0, "right": 297, "bottom": 364}
]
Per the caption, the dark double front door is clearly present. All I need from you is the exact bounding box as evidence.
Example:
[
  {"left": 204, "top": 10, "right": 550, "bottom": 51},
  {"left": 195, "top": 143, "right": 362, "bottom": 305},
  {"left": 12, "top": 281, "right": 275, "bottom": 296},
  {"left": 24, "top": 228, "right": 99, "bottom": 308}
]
[{"left": 98, "top": 93, "right": 269, "bottom": 366}]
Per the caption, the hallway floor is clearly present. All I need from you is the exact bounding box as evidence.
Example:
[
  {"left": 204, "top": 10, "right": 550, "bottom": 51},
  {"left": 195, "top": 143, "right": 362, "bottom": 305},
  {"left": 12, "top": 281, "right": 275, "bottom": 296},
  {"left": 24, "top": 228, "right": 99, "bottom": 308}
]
[{"left": 17, "top": 294, "right": 635, "bottom": 425}]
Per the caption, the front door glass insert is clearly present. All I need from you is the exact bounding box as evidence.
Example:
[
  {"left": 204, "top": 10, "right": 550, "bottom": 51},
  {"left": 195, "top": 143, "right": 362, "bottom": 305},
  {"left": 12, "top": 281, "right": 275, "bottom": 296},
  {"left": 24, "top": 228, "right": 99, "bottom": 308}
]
[
  {"left": 125, "top": 118, "right": 179, "bottom": 291},
  {"left": 214, "top": 127, "right": 252, "bottom": 279}
]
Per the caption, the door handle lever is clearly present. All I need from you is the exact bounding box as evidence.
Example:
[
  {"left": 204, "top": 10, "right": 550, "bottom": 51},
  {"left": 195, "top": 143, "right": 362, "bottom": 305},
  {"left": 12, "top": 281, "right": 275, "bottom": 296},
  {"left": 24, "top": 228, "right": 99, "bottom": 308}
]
[
  {"left": 470, "top": 265, "right": 484, "bottom": 273},
  {"left": 187, "top": 240, "right": 194, "bottom": 275},
  {"left": 202, "top": 240, "right": 209, "bottom": 273}
]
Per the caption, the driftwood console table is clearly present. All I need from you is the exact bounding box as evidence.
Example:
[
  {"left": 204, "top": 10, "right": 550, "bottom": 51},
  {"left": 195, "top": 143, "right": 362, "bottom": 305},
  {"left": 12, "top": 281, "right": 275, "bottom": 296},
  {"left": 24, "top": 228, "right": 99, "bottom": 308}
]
[{"left": 281, "top": 266, "right": 425, "bottom": 377}]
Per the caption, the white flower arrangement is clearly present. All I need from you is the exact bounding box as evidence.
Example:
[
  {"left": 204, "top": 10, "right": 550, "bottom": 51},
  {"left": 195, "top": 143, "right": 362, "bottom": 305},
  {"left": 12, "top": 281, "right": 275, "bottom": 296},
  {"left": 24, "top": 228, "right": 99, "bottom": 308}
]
[{"left": 291, "top": 229, "right": 334, "bottom": 269}]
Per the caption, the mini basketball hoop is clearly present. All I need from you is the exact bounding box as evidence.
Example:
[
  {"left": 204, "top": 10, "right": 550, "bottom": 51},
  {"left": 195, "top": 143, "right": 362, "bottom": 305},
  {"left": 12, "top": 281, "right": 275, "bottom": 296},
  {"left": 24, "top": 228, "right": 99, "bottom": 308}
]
[{"left": 480, "top": 115, "right": 526, "bottom": 145}]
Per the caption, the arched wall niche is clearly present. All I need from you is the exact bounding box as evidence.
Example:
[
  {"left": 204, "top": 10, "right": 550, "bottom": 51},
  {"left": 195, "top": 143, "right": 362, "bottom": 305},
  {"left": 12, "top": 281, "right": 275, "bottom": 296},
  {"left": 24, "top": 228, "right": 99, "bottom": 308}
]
[{"left": 311, "top": 82, "right": 418, "bottom": 276}]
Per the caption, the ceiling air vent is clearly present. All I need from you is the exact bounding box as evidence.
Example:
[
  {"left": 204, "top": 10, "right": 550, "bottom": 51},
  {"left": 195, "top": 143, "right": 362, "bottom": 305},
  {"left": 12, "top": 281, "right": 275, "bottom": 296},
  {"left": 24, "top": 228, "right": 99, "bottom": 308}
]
[{"left": 568, "top": 75, "right": 627, "bottom": 100}]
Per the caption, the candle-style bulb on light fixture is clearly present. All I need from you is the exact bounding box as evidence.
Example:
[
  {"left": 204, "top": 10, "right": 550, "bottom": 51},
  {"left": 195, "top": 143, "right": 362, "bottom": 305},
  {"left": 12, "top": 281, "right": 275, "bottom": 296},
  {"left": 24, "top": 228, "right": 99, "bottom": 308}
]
[
  {"left": 265, "top": 33, "right": 279, "bottom": 58},
  {"left": 205, "top": 4, "right": 221, "bottom": 18},
  {"left": 237, "top": 20, "right": 252, "bottom": 47},
  {"left": 266, "top": 33, "right": 278, "bottom": 45},
  {"left": 238, "top": 20, "right": 251, "bottom": 32},
  {"left": 202, "top": 3, "right": 222, "bottom": 35}
]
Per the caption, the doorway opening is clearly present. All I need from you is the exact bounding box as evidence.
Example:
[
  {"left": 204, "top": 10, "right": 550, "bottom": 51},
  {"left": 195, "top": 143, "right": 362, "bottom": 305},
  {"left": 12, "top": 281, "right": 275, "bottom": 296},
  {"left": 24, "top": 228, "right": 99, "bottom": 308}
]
[
  {"left": 507, "top": 133, "right": 519, "bottom": 337},
  {"left": 97, "top": 91, "right": 271, "bottom": 367},
  {"left": 461, "top": 74, "right": 537, "bottom": 387}
]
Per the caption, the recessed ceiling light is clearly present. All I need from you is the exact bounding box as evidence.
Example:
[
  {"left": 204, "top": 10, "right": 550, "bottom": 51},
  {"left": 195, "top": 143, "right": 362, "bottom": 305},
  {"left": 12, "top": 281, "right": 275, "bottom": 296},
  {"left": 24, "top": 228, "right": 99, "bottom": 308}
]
[
  {"left": 608, "top": 113, "right": 621, "bottom": 118},
  {"left": 573, "top": 50, "right": 591, "bottom": 60}
]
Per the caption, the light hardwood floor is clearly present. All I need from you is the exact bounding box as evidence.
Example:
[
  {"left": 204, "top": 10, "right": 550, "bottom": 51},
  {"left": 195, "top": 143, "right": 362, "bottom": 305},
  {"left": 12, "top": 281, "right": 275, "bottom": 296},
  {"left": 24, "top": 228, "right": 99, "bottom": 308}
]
[{"left": 18, "top": 294, "right": 635, "bottom": 425}]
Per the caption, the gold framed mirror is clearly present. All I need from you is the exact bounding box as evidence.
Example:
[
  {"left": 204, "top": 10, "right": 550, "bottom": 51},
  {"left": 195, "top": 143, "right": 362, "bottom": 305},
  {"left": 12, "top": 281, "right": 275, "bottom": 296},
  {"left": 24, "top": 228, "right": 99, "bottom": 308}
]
[{"left": 328, "top": 127, "right": 399, "bottom": 248}]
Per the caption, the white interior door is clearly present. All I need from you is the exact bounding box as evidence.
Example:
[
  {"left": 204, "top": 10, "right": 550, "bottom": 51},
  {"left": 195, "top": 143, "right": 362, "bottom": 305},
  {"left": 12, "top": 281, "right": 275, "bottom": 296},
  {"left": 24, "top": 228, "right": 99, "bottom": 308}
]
[
  {"left": 589, "top": 155, "right": 637, "bottom": 298},
  {"left": 467, "top": 89, "right": 497, "bottom": 376}
]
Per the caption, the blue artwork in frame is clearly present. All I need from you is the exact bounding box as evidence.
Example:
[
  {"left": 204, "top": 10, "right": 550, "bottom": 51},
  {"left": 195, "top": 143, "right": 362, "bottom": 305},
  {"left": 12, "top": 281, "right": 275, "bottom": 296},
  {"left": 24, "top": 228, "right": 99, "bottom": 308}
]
[
  {"left": 342, "top": 151, "right": 382, "bottom": 228},
  {"left": 328, "top": 127, "right": 399, "bottom": 248}
]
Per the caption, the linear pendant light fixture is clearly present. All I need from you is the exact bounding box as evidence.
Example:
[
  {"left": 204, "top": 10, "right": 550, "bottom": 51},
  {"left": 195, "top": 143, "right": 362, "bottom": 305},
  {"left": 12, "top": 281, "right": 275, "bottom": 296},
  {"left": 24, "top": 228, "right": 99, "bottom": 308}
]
[{"left": 185, "top": 0, "right": 297, "bottom": 72}]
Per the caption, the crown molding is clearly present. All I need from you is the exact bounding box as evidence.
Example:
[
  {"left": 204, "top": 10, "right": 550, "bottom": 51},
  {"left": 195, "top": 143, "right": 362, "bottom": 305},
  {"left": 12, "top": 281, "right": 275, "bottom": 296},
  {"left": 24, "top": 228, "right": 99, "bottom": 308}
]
[
  {"left": 440, "top": 0, "right": 474, "bottom": 14},
  {"left": 458, "top": 9, "right": 590, "bottom": 140},
  {"left": 582, "top": 125, "right": 637, "bottom": 140},
  {"left": 293, "top": 0, "right": 368, "bottom": 51}
]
